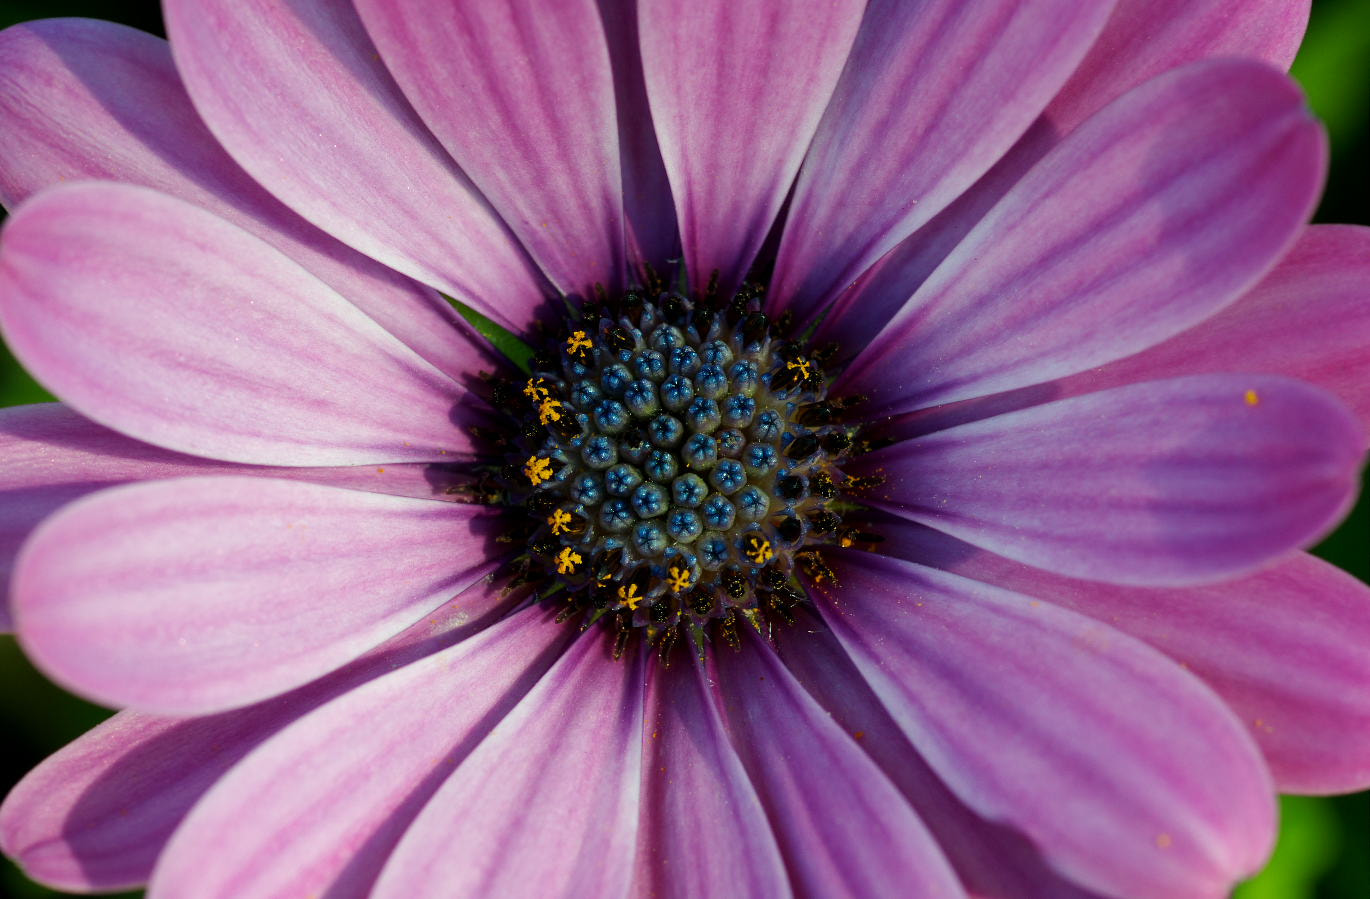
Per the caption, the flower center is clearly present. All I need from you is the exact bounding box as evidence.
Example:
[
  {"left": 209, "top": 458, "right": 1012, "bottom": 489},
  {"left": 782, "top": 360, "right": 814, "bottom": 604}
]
[{"left": 482, "top": 284, "right": 881, "bottom": 660}]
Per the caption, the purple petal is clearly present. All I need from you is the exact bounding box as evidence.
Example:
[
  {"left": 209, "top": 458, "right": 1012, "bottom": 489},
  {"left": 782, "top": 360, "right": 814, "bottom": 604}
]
[
  {"left": 372, "top": 633, "right": 644, "bottom": 898},
  {"left": 639, "top": 0, "right": 864, "bottom": 293},
  {"left": 0, "top": 583, "right": 512, "bottom": 893},
  {"left": 148, "top": 607, "right": 571, "bottom": 899},
  {"left": 714, "top": 632, "right": 962, "bottom": 898},
  {"left": 856, "top": 374, "right": 1365, "bottom": 586},
  {"left": 14, "top": 476, "right": 502, "bottom": 714},
  {"left": 0, "top": 18, "right": 491, "bottom": 382},
  {"left": 632, "top": 659, "right": 788, "bottom": 898},
  {"left": 774, "top": 612, "right": 1101, "bottom": 898},
  {"left": 0, "top": 182, "right": 482, "bottom": 467},
  {"left": 819, "top": 0, "right": 1311, "bottom": 352},
  {"left": 356, "top": 0, "right": 624, "bottom": 295},
  {"left": 880, "top": 519, "right": 1370, "bottom": 795},
  {"left": 836, "top": 59, "right": 1324, "bottom": 417},
  {"left": 0, "top": 404, "right": 487, "bottom": 631},
  {"left": 770, "top": 0, "right": 1110, "bottom": 324},
  {"left": 162, "top": 0, "right": 550, "bottom": 331},
  {"left": 817, "top": 551, "right": 1276, "bottom": 898}
]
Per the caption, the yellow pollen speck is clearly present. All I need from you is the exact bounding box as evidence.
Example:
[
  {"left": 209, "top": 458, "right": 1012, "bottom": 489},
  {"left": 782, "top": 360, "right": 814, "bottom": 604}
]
[
  {"left": 618, "top": 583, "right": 643, "bottom": 610},
  {"left": 667, "top": 566, "right": 693, "bottom": 592},
  {"left": 548, "top": 508, "right": 573, "bottom": 535},
  {"left": 538, "top": 397, "right": 565, "bottom": 425},
  {"left": 744, "top": 536, "right": 774, "bottom": 564},
  {"left": 1244, "top": 389, "right": 1260, "bottom": 406},
  {"left": 566, "top": 330, "right": 593, "bottom": 358},
  {"left": 1156, "top": 833, "right": 1172, "bottom": 850},
  {"left": 376, "top": 467, "right": 385, "bottom": 473},
  {"left": 523, "top": 377, "right": 551, "bottom": 401},
  {"left": 786, "top": 358, "right": 813, "bottom": 379},
  {"left": 523, "top": 455, "right": 554, "bottom": 486},
  {"left": 555, "top": 547, "right": 582, "bottom": 575}
]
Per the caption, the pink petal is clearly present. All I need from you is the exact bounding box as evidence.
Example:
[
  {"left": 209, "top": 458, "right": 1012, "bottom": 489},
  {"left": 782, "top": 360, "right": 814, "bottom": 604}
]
[
  {"left": 819, "top": 0, "right": 1311, "bottom": 351},
  {"left": 836, "top": 59, "right": 1325, "bottom": 417},
  {"left": 639, "top": 0, "right": 864, "bottom": 293},
  {"left": 0, "top": 586, "right": 510, "bottom": 892},
  {"left": 632, "top": 658, "right": 788, "bottom": 898},
  {"left": 14, "top": 476, "right": 502, "bottom": 715},
  {"left": 162, "top": 0, "right": 550, "bottom": 331},
  {"left": 770, "top": 0, "right": 1110, "bottom": 323},
  {"left": 356, "top": 0, "right": 625, "bottom": 295},
  {"left": 0, "top": 17, "right": 490, "bottom": 382},
  {"left": 0, "top": 403, "right": 483, "bottom": 631},
  {"left": 881, "top": 519, "right": 1370, "bottom": 795},
  {"left": 774, "top": 612, "right": 1100, "bottom": 898},
  {"left": 372, "top": 633, "right": 644, "bottom": 898},
  {"left": 714, "top": 632, "right": 963, "bottom": 898},
  {"left": 856, "top": 374, "right": 1366, "bottom": 586},
  {"left": 0, "top": 182, "right": 481, "bottom": 467},
  {"left": 817, "top": 552, "right": 1276, "bottom": 899},
  {"left": 148, "top": 607, "right": 571, "bottom": 899}
]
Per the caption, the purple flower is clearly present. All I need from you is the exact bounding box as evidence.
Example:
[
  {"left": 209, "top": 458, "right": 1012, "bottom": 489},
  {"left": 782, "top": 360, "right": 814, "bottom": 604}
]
[{"left": 0, "top": 1, "right": 1367, "bottom": 896}]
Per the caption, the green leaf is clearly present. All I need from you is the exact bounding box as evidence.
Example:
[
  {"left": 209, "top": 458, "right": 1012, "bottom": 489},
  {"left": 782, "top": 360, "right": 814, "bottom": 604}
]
[{"left": 443, "top": 294, "right": 534, "bottom": 374}]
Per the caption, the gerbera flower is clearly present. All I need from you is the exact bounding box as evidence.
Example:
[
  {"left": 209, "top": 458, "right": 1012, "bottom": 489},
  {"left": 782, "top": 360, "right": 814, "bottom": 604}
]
[{"left": 1, "top": 0, "right": 1368, "bottom": 897}]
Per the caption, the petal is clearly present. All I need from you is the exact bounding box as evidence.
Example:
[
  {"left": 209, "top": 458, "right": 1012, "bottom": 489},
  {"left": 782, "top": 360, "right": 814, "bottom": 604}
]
[
  {"left": 774, "top": 613, "right": 1101, "bottom": 898},
  {"left": 770, "top": 0, "right": 1110, "bottom": 323},
  {"left": 714, "top": 632, "right": 963, "bottom": 898},
  {"left": 148, "top": 606, "right": 571, "bottom": 899},
  {"left": 356, "top": 0, "right": 625, "bottom": 295},
  {"left": 879, "top": 519, "right": 1370, "bottom": 795},
  {"left": 856, "top": 374, "right": 1365, "bottom": 586},
  {"left": 372, "top": 632, "right": 644, "bottom": 898},
  {"left": 816, "top": 551, "right": 1276, "bottom": 899},
  {"left": 818, "top": 0, "right": 1311, "bottom": 351},
  {"left": 639, "top": 0, "right": 865, "bottom": 293},
  {"left": 162, "top": 0, "right": 550, "bottom": 330},
  {"left": 0, "top": 404, "right": 484, "bottom": 630},
  {"left": 0, "top": 584, "right": 511, "bottom": 892},
  {"left": 0, "top": 182, "right": 480, "bottom": 467},
  {"left": 0, "top": 18, "right": 489, "bottom": 382},
  {"left": 632, "top": 658, "right": 789, "bottom": 898},
  {"left": 836, "top": 59, "right": 1325, "bottom": 417},
  {"left": 14, "top": 476, "right": 502, "bottom": 715}
]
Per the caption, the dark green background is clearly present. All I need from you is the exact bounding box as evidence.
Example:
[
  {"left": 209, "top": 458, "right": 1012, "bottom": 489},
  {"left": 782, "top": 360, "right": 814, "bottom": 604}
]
[{"left": 0, "top": 1, "right": 1366, "bottom": 896}]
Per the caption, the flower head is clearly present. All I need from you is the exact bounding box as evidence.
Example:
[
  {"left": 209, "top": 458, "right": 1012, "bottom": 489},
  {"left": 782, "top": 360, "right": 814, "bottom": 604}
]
[{"left": 0, "top": 2, "right": 1368, "bottom": 898}]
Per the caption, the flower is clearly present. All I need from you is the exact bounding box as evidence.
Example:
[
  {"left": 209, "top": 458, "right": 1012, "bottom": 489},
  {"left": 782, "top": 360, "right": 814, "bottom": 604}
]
[{"left": 0, "top": 1, "right": 1368, "bottom": 897}]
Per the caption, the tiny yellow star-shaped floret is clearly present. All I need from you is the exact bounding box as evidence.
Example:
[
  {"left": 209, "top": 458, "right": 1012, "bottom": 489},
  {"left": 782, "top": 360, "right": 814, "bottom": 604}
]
[
  {"left": 666, "top": 566, "right": 693, "bottom": 593},
  {"left": 617, "top": 583, "right": 643, "bottom": 611},
  {"left": 566, "top": 330, "right": 593, "bottom": 358},
  {"left": 523, "top": 377, "right": 551, "bottom": 401},
  {"left": 786, "top": 358, "right": 813, "bottom": 380},
  {"left": 555, "top": 546, "right": 582, "bottom": 575},
  {"left": 538, "top": 397, "right": 565, "bottom": 425},
  {"left": 523, "top": 455, "right": 554, "bottom": 486},
  {"left": 745, "top": 535, "right": 774, "bottom": 564},
  {"left": 548, "top": 508, "right": 573, "bottom": 535}
]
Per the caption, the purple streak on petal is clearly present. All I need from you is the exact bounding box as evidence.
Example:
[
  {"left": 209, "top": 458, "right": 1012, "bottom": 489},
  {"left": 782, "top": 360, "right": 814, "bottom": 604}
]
[
  {"left": 0, "top": 183, "right": 485, "bottom": 467},
  {"left": 372, "top": 633, "right": 644, "bottom": 899},
  {"left": 838, "top": 60, "right": 1325, "bottom": 418},
  {"left": 819, "top": 0, "right": 1311, "bottom": 351},
  {"left": 356, "top": 0, "right": 624, "bottom": 297},
  {"left": 0, "top": 582, "right": 514, "bottom": 893},
  {"left": 162, "top": 0, "right": 551, "bottom": 331},
  {"left": 879, "top": 518, "right": 1370, "bottom": 796},
  {"left": 817, "top": 551, "right": 1276, "bottom": 899},
  {"left": 14, "top": 476, "right": 504, "bottom": 715},
  {"left": 713, "top": 632, "right": 963, "bottom": 898},
  {"left": 0, "top": 18, "right": 494, "bottom": 381},
  {"left": 595, "top": 0, "right": 678, "bottom": 271},
  {"left": 639, "top": 0, "right": 864, "bottom": 294},
  {"left": 770, "top": 0, "right": 1110, "bottom": 325},
  {"left": 774, "top": 611, "right": 1102, "bottom": 898},
  {"left": 856, "top": 374, "right": 1365, "bottom": 587},
  {"left": 632, "top": 658, "right": 790, "bottom": 898},
  {"left": 147, "top": 606, "right": 571, "bottom": 899}
]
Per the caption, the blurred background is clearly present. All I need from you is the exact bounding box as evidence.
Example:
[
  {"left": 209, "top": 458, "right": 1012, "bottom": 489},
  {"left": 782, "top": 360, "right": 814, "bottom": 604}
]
[{"left": 0, "top": 1, "right": 1366, "bottom": 896}]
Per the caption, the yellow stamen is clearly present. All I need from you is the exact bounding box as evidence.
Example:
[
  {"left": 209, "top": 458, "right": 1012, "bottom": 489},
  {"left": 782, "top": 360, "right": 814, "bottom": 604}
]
[
  {"left": 666, "top": 566, "right": 692, "bottom": 593},
  {"left": 566, "top": 330, "right": 593, "bottom": 358},
  {"left": 786, "top": 358, "right": 813, "bottom": 380},
  {"left": 538, "top": 397, "right": 565, "bottom": 425},
  {"left": 617, "top": 583, "right": 643, "bottom": 611},
  {"left": 555, "top": 546, "right": 582, "bottom": 575},
  {"left": 548, "top": 508, "right": 573, "bottom": 535},
  {"left": 745, "top": 535, "right": 774, "bottom": 564},
  {"left": 523, "top": 377, "right": 551, "bottom": 401},
  {"left": 523, "top": 455, "right": 554, "bottom": 486}
]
